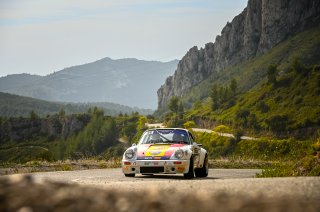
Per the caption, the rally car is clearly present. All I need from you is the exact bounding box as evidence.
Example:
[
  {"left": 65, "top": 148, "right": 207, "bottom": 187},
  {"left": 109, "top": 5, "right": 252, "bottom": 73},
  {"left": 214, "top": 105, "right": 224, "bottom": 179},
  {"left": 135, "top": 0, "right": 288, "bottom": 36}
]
[{"left": 122, "top": 128, "right": 208, "bottom": 179}]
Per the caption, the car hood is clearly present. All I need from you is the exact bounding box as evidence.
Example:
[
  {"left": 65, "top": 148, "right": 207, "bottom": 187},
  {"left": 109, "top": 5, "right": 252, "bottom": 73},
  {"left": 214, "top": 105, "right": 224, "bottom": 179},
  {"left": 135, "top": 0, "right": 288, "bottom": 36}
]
[{"left": 136, "top": 144, "right": 187, "bottom": 160}]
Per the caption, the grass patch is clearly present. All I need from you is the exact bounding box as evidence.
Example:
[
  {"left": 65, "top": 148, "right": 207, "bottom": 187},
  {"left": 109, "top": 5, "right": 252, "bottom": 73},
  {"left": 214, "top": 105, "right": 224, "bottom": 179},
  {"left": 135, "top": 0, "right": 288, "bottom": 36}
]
[
  {"left": 209, "top": 158, "right": 274, "bottom": 169},
  {"left": 257, "top": 155, "right": 320, "bottom": 177}
]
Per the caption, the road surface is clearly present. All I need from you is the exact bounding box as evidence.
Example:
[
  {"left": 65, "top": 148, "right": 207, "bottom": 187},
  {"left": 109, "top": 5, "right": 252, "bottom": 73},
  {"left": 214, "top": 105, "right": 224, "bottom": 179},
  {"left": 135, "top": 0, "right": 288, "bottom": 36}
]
[
  {"left": 2, "top": 168, "right": 320, "bottom": 211},
  {"left": 17, "top": 168, "right": 319, "bottom": 200}
]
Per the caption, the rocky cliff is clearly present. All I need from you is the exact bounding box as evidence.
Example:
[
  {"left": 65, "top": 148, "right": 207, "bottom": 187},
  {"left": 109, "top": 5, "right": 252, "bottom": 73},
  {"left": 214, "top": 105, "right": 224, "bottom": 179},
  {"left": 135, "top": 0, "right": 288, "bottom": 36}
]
[{"left": 157, "top": 0, "right": 320, "bottom": 109}]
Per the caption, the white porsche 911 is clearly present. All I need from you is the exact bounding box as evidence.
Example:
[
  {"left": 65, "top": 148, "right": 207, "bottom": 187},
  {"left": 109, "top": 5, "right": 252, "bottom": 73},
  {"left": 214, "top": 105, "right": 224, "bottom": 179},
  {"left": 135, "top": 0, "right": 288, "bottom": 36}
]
[{"left": 122, "top": 128, "right": 208, "bottom": 179}]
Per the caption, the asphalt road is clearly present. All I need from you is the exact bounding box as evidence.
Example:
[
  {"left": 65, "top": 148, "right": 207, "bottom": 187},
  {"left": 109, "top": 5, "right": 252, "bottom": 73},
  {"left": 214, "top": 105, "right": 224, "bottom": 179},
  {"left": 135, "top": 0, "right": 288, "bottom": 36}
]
[{"left": 23, "top": 168, "right": 320, "bottom": 201}]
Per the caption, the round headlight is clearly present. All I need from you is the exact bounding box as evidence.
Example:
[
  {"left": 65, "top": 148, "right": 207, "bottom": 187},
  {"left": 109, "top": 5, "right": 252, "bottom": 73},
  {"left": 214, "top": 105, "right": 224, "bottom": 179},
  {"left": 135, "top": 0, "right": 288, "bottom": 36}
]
[
  {"left": 174, "top": 149, "right": 184, "bottom": 159},
  {"left": 125, "top": 149, "right": 134, "bottom": 159}
]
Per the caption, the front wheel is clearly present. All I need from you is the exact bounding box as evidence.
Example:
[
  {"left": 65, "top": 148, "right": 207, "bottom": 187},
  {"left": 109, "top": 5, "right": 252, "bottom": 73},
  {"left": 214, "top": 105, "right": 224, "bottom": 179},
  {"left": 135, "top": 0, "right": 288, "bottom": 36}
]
[
  {"left": 184, "top": 156, "right": 194, "bottom": 179},
  {"left": 124, "top": 174, "right": 135, "bottom": 177},
  {"left": 195, "top": 155, "right": 208, "bottom": 177}
]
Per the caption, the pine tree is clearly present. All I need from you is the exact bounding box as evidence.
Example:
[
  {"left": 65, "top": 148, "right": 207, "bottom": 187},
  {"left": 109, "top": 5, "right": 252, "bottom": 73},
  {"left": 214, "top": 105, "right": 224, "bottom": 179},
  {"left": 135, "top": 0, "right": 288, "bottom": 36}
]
[
  {"left": 267, "top": 64, "right": 278, "bottom": 85},
  {"left": 168, "top": 96, "right": 180, "bottom": 114},
  {"left": 210, "top": 84, "right": 219, "bottom": 110},
  {"left": 29, "top": 110, "right": 39, "bottom": 119},
  {"left": 230, "top": 78, "right": 238, "bottom": 96}
]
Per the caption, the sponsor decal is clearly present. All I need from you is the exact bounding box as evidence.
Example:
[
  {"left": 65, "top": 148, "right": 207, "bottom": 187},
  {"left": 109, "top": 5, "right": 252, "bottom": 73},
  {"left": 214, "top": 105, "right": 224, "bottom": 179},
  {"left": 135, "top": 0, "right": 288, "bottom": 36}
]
[
  {"left": 137, "top": 144, "right": 187, "bottom": 159},
  {"left": 145, "top": 145, "right": 170, "bottom": 156}
]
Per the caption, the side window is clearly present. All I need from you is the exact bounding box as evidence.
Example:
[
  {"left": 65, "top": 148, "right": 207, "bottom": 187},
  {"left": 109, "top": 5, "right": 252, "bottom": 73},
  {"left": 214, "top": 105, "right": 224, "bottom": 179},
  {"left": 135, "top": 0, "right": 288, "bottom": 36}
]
[{"left": 188, "top": 132, "right": 194, "bottom": 144}]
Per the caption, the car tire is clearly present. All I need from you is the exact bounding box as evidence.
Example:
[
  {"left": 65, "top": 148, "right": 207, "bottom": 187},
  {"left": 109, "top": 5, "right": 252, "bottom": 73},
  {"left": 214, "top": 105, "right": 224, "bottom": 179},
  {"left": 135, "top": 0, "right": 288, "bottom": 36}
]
[
  {"left": 195, "top": 154, "right": 208, "bottom": 178},
  {"left": 184, "top": 156, "right": 194, "bottom": 179},
  {"left": 124, "top": 174, "right": 135, "bottom": 177}
]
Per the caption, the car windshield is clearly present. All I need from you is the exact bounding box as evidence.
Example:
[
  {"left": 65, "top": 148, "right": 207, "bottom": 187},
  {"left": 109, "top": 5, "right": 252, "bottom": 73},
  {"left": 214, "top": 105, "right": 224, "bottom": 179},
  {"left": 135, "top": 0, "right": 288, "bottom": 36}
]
[{"left": 138, "top": 129, "right": 190, "bottom": 145}]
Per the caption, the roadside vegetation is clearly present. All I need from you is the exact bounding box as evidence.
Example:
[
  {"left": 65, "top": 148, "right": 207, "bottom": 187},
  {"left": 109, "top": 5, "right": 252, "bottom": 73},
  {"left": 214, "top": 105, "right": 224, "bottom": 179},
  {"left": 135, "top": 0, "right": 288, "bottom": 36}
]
[
  {"left": 158, "top": 58, "right": 320, "bottom": 176},
  {"left": 155, "top": 27, "right": 320, "bottom": 177},
  {"left": 193, "top": 131, "right": 320, "bottom": 176},
  {"left": 1, "top": 28, "right": 319, "bottom": 177},
  {"left": 0, "top": 107, "right": 154, "bottom": 173}
]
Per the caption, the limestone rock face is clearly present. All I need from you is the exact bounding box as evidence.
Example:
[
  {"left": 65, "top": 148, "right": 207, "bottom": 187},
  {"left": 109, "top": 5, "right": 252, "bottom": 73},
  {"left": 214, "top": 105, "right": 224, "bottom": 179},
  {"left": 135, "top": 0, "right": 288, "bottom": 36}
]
[{"left": 157, "top": 0, "right": 320, "bottom": 109}]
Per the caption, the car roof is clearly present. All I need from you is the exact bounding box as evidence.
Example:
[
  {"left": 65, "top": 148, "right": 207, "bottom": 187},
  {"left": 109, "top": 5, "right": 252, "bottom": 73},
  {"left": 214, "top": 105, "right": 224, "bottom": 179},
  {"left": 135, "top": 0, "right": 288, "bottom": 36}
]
[
  {"left": 147, "top": 128, "right": 189, "bottom": 132},
  {"left": 148, "top": 127, "right": 188, "bottom": 131}
]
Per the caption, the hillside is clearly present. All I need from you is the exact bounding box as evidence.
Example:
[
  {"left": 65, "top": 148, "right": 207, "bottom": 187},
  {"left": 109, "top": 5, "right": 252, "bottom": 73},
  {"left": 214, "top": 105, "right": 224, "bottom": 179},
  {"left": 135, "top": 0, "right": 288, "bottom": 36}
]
[
  {"left": 0, "top": 107, "right": 141, "bottom": 163},
  {"left": 157, "top": 0, "right": 320, "bottom": 110},
  {"left": 155, "top": 0, "right": 320, "bottom": 138},
  {"left": 183, "top": 26, "right": 320, "bottom": 106},
  {"left": 0, "top": 92, "right": 153, "bottom": 117},
  {"left": 0, "top": 58, "right": 178, "bottom": 109},
  {"left": 167, "top": 26, "right": 320, "bottom": 138}
]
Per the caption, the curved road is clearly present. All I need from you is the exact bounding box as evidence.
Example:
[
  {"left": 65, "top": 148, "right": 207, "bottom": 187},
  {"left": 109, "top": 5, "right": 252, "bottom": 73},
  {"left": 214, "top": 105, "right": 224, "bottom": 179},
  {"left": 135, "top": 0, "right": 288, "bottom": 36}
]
[{"left": 23, "top": 168, "right": 320, "bottom": 200}]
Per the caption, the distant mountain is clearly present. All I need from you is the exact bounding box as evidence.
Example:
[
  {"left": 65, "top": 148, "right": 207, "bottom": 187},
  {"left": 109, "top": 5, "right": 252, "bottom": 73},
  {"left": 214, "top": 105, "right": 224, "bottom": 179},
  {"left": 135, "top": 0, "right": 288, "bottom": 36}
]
[
  {"left": 0, "top": 92, "right": 153, "bottom": 117},
  {"left": 0, "top": 58, "right": 178, "bottom": 109},
  {"left": 0, "top": 73, "right": 42, "bottom": 91}
]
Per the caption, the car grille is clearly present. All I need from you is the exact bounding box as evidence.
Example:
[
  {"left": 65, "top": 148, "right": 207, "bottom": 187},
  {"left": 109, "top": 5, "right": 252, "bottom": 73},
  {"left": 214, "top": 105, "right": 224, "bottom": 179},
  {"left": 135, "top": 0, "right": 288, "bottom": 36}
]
[{"left": 140, "top": 166, "right": 164, "bottom": 173}]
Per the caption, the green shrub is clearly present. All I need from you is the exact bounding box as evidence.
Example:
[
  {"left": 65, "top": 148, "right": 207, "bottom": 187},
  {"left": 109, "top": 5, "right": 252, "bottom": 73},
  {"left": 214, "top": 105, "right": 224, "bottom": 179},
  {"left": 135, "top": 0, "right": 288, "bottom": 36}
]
[
  {"left": 258, "top": 155, "right": 320, "bottom": 177},
  {"left": 183, "top": 121, "right": 196, "bottom": 130},
  {"left": 213, "top": 125, "right": 232, "bottom": 133},
  {"left": 256, "top": 163, "right": 294, "bottom": 177},
  {"left": 312, "top": 140, "right": 320, "bottom": 151}
]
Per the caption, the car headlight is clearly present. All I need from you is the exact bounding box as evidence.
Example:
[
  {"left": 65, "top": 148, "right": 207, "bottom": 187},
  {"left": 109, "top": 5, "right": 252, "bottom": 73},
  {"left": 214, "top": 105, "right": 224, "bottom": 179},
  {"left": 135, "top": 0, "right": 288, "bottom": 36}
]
[
  {"left": 125, "top": 149, "right": 135, "bottom": 159},
  {"left": 174, "top": 149, "right": 184, "bottom": 159}
]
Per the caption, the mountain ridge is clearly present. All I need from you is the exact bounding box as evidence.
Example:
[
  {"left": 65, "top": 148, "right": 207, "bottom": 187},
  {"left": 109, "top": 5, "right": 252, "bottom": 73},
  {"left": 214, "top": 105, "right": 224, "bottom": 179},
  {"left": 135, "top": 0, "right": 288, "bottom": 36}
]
[
  {"left": 0, "top": 57, "right": 179, "bottom": 109},
  {"left": 0, "top": 91, "right": 153, "bottom": 117}
]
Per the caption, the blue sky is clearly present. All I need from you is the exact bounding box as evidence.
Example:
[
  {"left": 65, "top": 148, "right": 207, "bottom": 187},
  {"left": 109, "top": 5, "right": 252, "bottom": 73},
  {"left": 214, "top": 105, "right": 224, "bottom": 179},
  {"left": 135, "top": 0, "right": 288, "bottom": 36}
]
[{"left": 0, "top": 0, "right": 247, "bottom": 76}]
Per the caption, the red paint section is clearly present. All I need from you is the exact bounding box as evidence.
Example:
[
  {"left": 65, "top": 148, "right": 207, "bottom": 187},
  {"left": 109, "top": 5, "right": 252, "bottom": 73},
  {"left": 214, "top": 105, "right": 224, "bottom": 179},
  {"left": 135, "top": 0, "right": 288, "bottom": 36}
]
[
  {"left": 164, "top": 150, "right": 174, "bottom": 157},
  {"left": 170, "top": 144, "right": 185, "bottom": 147}
]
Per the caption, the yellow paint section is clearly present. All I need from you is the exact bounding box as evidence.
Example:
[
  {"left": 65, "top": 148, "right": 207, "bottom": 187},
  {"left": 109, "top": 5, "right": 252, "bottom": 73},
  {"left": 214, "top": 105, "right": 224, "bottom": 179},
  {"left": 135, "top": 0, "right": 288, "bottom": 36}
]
[{"left": 145, "top": 145, "right": 170, "bottom": 157}]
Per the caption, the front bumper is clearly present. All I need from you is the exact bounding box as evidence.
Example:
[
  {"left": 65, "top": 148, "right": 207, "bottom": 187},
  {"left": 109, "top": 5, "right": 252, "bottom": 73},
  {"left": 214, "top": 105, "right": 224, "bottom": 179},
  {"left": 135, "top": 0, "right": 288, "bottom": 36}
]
[{"left": 122, "top": 159, "right": 190, "bottom": 174}]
